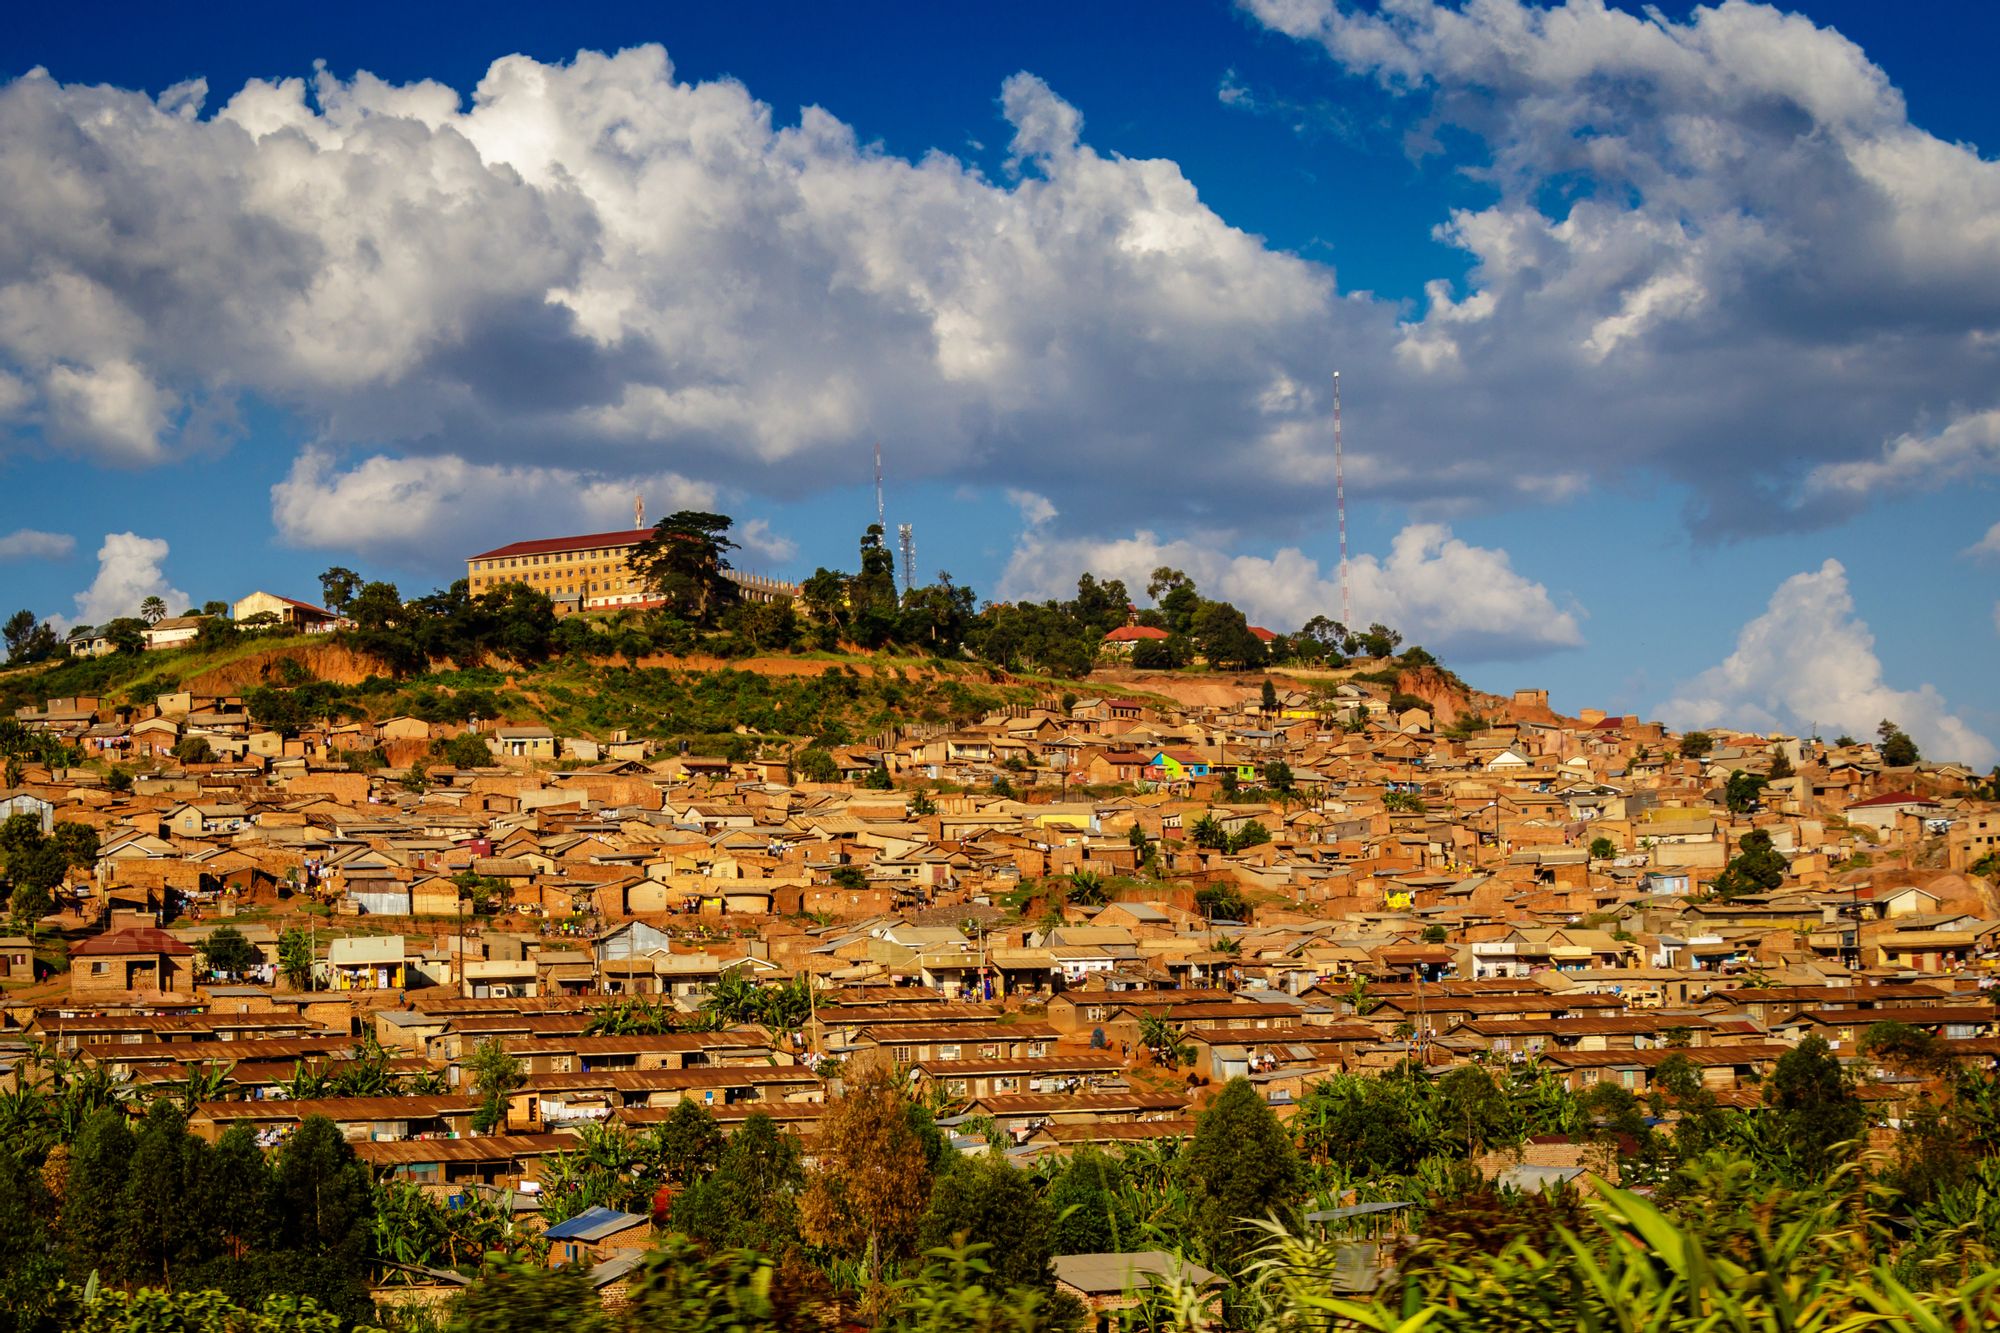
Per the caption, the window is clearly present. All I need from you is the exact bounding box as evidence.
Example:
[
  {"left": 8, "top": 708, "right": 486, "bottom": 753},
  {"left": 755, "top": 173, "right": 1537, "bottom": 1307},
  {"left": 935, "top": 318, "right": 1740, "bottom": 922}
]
[{"left": 92, "top": 962, "right": 107, "bottom": 975}]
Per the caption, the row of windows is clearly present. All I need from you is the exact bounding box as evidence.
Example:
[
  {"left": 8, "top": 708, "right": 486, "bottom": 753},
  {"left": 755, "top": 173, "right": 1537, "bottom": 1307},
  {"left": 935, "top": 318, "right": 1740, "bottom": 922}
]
[{"left": 469, "top": 546, "right": 636, "bottom": 573}]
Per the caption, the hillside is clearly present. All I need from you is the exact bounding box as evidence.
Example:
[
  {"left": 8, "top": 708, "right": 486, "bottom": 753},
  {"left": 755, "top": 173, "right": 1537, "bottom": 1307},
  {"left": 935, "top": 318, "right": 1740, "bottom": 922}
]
[{"left": 2, "top": 620, "right": 1490, "bottom": 759}]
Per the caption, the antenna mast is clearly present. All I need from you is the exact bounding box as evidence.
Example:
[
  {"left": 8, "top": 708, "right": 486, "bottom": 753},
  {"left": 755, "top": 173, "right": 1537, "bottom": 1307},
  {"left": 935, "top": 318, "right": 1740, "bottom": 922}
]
[
  {"left": 1335, "top": 370, "right": 1351, "bottom": 629},
  {"left": 873, "top": 443, "right": 885, "bottom": 535},
  {"left": 634, "top": 494, "right": 644, "bottom": 531},
  {"left": 898, "top": 523, "right": 916, "bottom": 592}
]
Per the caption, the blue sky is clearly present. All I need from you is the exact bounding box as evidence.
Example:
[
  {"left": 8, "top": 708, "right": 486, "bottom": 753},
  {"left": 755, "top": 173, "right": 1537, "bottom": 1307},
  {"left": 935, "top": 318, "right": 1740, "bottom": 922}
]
[{"left": 1, "top": 1, "right": 1996, "bottom": 762}]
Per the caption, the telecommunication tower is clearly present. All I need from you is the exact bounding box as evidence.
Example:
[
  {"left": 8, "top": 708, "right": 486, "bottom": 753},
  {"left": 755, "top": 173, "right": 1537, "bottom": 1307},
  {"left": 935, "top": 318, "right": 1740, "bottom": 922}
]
[
  {"left": 873, "top": 443, "right": 885, "bottom": 535},
  {"left": 1334, "top": 370, "right": 1350, "bottom": 630},
  {"left": 634, "top": 494, "right": 645, "bottom": 531},
  {"left": 898, "top": 523, "right": 916, "bottom": 592}
]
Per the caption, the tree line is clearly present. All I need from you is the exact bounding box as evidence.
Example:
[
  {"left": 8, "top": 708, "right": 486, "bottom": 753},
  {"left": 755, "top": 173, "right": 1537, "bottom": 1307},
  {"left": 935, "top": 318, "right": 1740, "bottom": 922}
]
[
  {"left": 7, "top": 1022, "right": 2000, "bottom": 1331},
  {"left": 4, "top": 509, "right": 1428, "bottom": 691}
]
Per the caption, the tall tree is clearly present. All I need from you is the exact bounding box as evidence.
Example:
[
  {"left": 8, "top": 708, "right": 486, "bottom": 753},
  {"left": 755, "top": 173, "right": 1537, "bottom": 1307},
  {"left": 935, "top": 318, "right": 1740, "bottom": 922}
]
[
  {"left": 63, "top": 1107, "right": 134, "bottom": 1281},
  {"left": 347, "top": 581, "right": 404, "bottom": 632},
  {"left": 3, "top": 611, "right": 58, "bottom": 665},
  {"left": 670, "top": 1111, "right": 805, "bottom": 1254},
  {"left": 1877, "top": 718, "right": 1921, "bottom": 768},
  {"left": 1044, "top": 1147, "right": 1132, "bottom": 1255},
  {"left": 801, "top": 1067, "right": 932, "bottom": 1279},
  {"left": 648, "top": 1099, "right": 723, "bottom": 1188},
  {"left": 1182, "top": 1077, "right": 1302, "bottom": 1272},
  {"left": 139, "top": 596, "right": 167, "bottom": 625},
  {"left": 468, "top": 1038, "right": 524, "bottom": 1134},
  {"left": 316, "top": 567, "right": 362, "bottom": 616},
  {"left": 917, "top": 1151, "right": 1057, "bottom": 1292},
  {"left": 1766, "top": 1035, "right": 1865, "bottom": 1180},
  {"left": 631, "top": 512, "right": 740, "bottom": 626}
]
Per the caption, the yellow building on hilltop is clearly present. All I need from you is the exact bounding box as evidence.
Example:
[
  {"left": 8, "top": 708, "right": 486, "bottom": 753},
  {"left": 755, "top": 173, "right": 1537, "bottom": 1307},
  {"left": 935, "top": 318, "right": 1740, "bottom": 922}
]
[{"left": 466, "top": 529, "right": 798, "bottom": 614}]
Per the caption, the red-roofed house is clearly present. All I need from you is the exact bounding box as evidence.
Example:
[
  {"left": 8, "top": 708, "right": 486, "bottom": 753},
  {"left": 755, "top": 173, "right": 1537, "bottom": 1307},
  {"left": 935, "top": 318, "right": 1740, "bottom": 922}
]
[
  {"left": 1845, "top": 791, "right": 1941, "bottom": 834},
  {"left": 71, "top": 926, "right": 196, "bottom": 997},
  {"left": 1101, "top": 625, "right": 1170, "bottom": 657},
  {"left": 232, "top": 591, "right": 341, "bottom": 632}
]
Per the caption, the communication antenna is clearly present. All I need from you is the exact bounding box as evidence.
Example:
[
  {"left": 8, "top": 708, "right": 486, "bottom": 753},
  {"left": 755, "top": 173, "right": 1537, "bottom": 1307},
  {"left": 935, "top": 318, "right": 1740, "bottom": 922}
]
[
  {"left": 873, "top": 442, "right": 886, "bottom": 535},
  {"left": 1334, "top": 370, "right": 1351, "bottom": 630},
  {"left": 898, "top": 523, "right": 916, "bottom": 592},
  {"left": 634, "top": 494, "right": 645, "bottom": 531}
]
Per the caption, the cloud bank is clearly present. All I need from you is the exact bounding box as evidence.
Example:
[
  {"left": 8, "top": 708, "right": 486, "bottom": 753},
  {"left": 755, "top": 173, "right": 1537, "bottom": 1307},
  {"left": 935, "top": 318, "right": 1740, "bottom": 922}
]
[
  {"left": 999, "top": 508, "right": 1581, "bottom": 661},
  {"left": 0, "top": 12, "right": 1995, "bottom": 585},
  {"left": 1658, "top": 559, "right": 1993, "bottom": 767}
]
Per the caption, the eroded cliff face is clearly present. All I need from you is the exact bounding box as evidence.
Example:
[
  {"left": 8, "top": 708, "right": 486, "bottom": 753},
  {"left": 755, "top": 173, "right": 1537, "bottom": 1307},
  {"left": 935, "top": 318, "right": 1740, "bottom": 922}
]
[
  {"left": 1392, "top": 665, "right": 1507, "bottom": 727},
  {"left": 185, "top": 643, "right": 396, "bottom": 694}
]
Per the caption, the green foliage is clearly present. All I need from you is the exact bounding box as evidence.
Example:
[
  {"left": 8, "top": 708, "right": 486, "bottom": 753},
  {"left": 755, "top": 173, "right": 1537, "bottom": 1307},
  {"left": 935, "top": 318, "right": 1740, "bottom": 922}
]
[
  {"left": 468, "top": 1039, "right": 523, "bottom": 1134},
  {"left": 1139, "top": 1013, "right": 1194, "bottom": 1069},
  {"left": 447, "top": 1255, "right": 605, "bottom": 1333},
  {"left": 917, "top": 1151, "right": 1056, "bottom": 1292},
  {"left": 1678, "top": 730, "right": 1715, "bottom": 758},
  {"left": 1228, "top": 820, "right": 1272, "bottom": 852},
  {"left": 173, "top": 734, "right": 218, "bottom": 765},
  {"left": 1724, "top": 767, "right": 1769, "bottom": 814},
  {"left": 199, "top": 926, "right": 259, "bottom": 978},
  {"left": 651, "top": 1100, "right": 725, "bottom": 1188},
  {"left": 1064, "top": 870, "right": 1108, "bottom": 907},
  {"left": 1878, "top": 717, "right": 1921, "bottom": 767},
  {"left": 3, "top": 611, "right": 60, "bottom": 666},
  {"left": 1195, "top": 882, "right": 1247, "bottom": 921},
  {"left": 1588, "top": 835, "right": 1617, "bottom": 860},
  {"left": 1183, "top": 1078, "right": 1302, "bottom": 1272},
  {"left": 1765, "top": 1035, "right": 1865, "bottom": 1180},
  {"left": 276, "top": 928, "right": 314, "bottom": 992},
  {"left": 68, "top": 1287, "right": 365, "bottom": 1333},
  {"left": 1711, "top": 828, "right": 1788, "bottom": 901},
  {"left": 795, "top": 747, "right": 839, "bottom": 783},
  {"left": 435, "top": 732, "right": 493, "bottom": 769},
  {"left": 672, "top": 1112, "right": 806, "bottom": 1256},
  {"left": 1042, "top": 1147, "right": 1134, "bottom": 1256},
  {"left": 882, "top": 1240, "right": 1066, "bottom": 1333}
]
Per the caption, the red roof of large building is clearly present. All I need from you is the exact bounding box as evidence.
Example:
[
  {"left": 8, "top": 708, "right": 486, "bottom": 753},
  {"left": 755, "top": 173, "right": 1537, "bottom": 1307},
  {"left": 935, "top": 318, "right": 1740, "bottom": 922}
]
[
  {"left": 72, "top": 927, "right": 194, "bottom": 957},
  {"left": 1248, "top": 626, "right": 1277, "bottom": 643},
  {"left": 469, "top": 530, "right": 646, "bottom": 561},
  {"left": 1103, "top": 625, "right": 1170, "bottom": 643},
  {"left": 270, "top": 594, "right": 336, "bottom": 618}
]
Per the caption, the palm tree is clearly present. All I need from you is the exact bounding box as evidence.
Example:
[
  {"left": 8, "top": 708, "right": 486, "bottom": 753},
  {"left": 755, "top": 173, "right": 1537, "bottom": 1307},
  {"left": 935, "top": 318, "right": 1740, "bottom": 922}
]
[
  {"left": 1067, "top": 870, "right": 1109, "bottom": 906},
  {"left": 139, "top": 596, "right": 167, "bottom": 625}
]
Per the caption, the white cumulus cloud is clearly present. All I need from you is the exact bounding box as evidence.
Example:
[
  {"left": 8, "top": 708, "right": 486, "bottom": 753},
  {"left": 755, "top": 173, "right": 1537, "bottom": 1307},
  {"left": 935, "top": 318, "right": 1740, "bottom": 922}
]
[
  {"left": 1659, "top": 559, "right": 1993, "bottom": 766},
  {"left": 0, "top": 528, "right": 75, "bottom": 561},
  {"left": 1963, "top": 519, "right": 2000, "bottom": 560},
  {"left": 65, "top": 532, "right": 189, "bottom": 629},
  {"left": 998, "top": 521, "right": 1581, "bottom": 660},
  {"left": 270, "top": 449, "right": 714, "bottom": 567}
]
